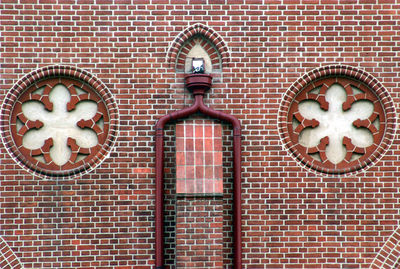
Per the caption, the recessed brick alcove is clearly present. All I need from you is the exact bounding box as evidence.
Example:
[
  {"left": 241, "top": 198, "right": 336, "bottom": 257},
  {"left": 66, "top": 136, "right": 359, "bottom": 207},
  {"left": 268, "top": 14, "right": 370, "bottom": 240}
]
[
  {"left": 167, "top": 23, "right": 230, "bottom": 71},
  {"left": 162, "top": 121, "right": 234, "bottom": 268},
  {"left": 174, "top": 119, "right": 224, "bottom": 268},
  {"left": 176, "top": 197, "right": 223, "bottom": 268}
]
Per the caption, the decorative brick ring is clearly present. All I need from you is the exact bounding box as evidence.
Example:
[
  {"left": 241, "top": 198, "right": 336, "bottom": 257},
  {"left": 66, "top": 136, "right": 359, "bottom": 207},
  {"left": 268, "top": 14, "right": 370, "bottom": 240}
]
[
  {"left": 0, "top": 65, "right": 118, "bottom": 179},
  {"left": 278, "top": 65, "right": 396, "bottom": 175}
]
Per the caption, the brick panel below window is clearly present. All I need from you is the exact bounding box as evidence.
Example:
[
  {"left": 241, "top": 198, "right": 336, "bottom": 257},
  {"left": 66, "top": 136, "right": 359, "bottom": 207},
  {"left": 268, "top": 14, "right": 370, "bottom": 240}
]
[{"left": 176, "top": 197, "right": 223, "bottom": 269}]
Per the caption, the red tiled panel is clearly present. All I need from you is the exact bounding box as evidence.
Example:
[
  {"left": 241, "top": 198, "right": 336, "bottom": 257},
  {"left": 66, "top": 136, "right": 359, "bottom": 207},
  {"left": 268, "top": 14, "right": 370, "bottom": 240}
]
[{"left": 176, "top": 120, "right": 223, "bottom": 194}]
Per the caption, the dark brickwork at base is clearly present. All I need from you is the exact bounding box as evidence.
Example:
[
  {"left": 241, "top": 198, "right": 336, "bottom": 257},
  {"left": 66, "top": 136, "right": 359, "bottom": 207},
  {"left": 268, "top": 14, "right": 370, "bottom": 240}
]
[{"left": 176, "top": 197, "right": 223, "bottom": 269}]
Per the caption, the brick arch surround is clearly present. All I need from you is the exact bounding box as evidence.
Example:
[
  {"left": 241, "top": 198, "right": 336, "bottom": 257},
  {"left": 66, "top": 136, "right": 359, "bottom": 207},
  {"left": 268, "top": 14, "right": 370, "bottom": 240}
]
[
  {"left": 0, "top": 236, "right": 23, "bottom": 269},
  {"left": 166, "top": 23, "right": 230, "bottom": 70},
  {"left": 371, "top": 227, "right": 400, "bottom": 268}
]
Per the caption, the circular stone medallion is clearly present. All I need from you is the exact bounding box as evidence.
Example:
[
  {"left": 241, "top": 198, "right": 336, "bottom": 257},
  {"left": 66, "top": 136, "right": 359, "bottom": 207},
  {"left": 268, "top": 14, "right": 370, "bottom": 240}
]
[
  {"left": 1, "top": 66, "right": 118, "bottom": 179},
  {"left": 278, "top": 65, "right": 396, "bottom": 175}
]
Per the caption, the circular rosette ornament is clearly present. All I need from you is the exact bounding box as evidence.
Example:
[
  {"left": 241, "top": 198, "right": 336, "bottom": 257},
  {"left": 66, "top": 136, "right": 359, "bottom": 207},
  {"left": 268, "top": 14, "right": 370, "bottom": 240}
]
[
  {"left": 279, "top": 65, "right": 396, "bottom": 175},
  {"left": 1, "top": 66, "right": 118, "bottom": 179}
]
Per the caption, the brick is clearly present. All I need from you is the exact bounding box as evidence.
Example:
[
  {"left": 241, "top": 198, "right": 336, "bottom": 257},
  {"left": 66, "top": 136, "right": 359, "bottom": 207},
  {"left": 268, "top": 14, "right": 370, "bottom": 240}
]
[{"left": 1, "top": 2, "right": 400, "bottom": 269}]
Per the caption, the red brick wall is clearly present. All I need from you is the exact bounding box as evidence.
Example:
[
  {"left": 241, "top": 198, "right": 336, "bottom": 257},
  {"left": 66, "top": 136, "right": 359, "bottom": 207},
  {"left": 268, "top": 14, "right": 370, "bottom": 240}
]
[
  {"left": 176, "top": 197, "right": 223, "bottom": 268},
  {"left": 162, "top": 122, "right": 234, "bottom": 267},
  {"left": 1, "top": 1, "right": 400, "bottom": 268}
]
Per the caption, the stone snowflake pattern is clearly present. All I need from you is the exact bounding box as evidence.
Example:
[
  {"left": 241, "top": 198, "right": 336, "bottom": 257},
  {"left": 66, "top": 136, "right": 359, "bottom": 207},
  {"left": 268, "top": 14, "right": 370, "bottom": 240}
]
[
  {"left": 1, "top": 66, "right": 118, "bottom": 178},
  {"left": 280, "top": 66, "right": 396, "bottom": 175}
]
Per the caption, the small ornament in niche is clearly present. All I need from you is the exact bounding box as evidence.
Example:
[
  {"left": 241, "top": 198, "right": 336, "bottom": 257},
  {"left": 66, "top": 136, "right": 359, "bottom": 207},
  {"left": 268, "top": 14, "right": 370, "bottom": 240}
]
[{"left": 192, "top": 58, "right": 205, "bottom": 74}]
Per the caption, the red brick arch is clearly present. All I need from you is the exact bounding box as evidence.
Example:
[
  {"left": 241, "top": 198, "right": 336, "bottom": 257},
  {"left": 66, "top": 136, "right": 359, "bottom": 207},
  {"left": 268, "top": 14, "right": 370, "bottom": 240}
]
[
  {"left": 371, "top": 226, "right": 400, "bottom": 268},
  {"left": 0, "top": 236, "right": 23, "bottom": 269},
  {"left": 167, "top": 23, "right": 230, "bottom": 71}
]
